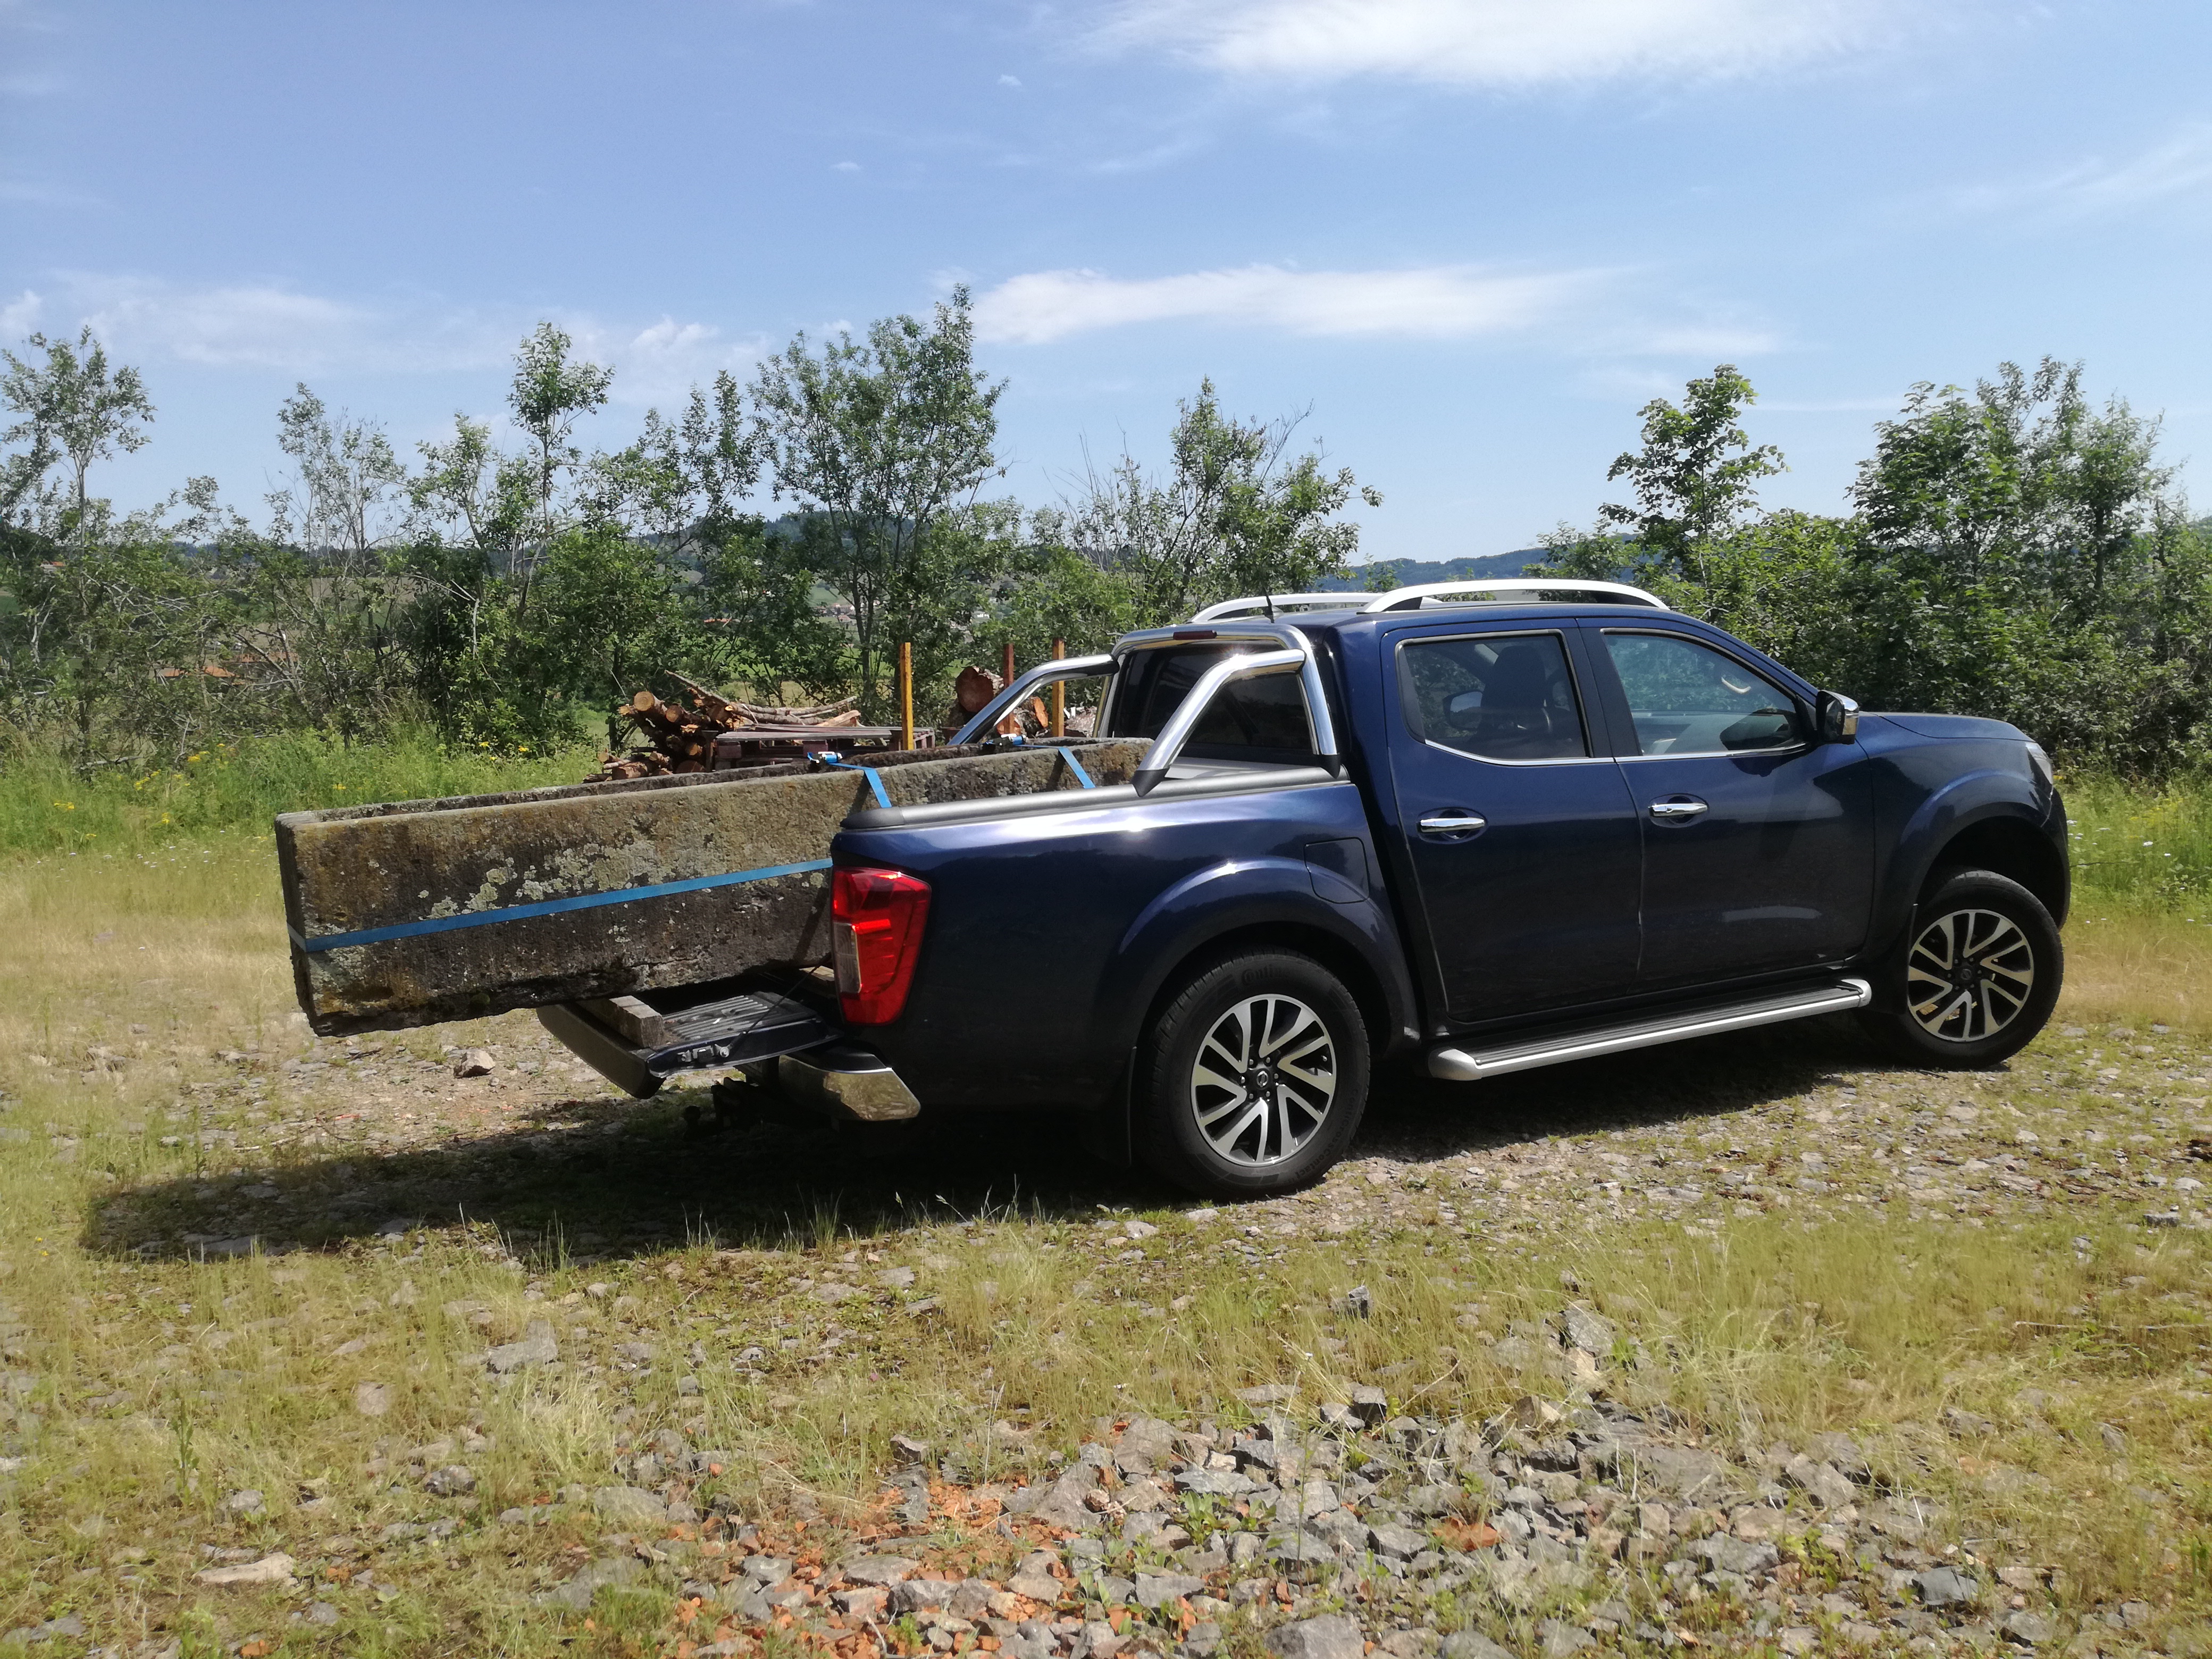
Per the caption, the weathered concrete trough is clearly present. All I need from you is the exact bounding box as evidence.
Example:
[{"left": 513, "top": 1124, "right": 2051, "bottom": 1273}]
[{"left": 276, "top": 740, "right": 1149, "bottom": 1036}]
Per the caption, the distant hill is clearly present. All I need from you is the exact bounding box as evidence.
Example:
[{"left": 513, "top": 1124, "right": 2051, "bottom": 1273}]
[{"left": 1316, "top": 549, "right": 1546, "bottom": 593}]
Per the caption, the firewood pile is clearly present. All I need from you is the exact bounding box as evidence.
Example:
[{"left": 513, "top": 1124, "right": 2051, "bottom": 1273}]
[
  {"left": 591, "top": 675, "right": 881, "bottom": 781},
  {"left": 945, "top": 665, "right": 1094, "bottom": 739},
  {"left": 588, "top": 660, "right": 1095, "bottom": 783}
]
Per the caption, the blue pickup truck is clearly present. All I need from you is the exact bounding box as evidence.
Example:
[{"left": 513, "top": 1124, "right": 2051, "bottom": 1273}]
[{"left": 769, "top": 577, "right": 2068, "bottom": 1197}]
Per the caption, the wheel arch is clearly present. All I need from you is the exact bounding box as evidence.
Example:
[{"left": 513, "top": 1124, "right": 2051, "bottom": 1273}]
[
  {"left": 1134, "top": 920, "right": 1396, "bottom": 1073},
  {"left": 1921, "top": 815, "right": 2069, "bottom": 926}
]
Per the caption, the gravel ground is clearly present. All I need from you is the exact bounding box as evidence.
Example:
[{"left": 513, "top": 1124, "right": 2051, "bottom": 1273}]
[
  {"left": 9, "top": 1009, "right": 2212, "bottom": 1657},
  {"left": 74, "top": 1009, "right": 2212, "bottom": 1261},
  {"left": 533, "top": 1385, "right": 2150, "bottom": 1659}
]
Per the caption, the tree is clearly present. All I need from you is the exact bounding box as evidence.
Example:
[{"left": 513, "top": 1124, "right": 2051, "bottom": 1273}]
[
  {"left": 1850, "top": 357, "right": 2178, "bottom": 611},
  {"left": 509, "top": 323, "right": 614, "bottom": 557},
  {"left": 267, "top": 386, "right": 406, "bottom": 557},
  {"left": 247, "top": 389, "right": 415, "bottom": 743},
  {"left": 587, "top": 370, "right": 765, "bottom": 551},
  {"left": 0, "top": 326, "right": 155, "bottom": 539},
  {"left": 1060, "top": 379, "right": 1380, "bottom": 627},
  {"left": 1597, "top": 364, "right": 1783, "bottom": 588},
  {"left": 753, "top": 287, "right": 1005, "bottom": 718}
]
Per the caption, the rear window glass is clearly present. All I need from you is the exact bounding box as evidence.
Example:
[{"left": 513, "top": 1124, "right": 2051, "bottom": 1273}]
[
  {"left": 1397, "top": 632, "right": 1590, "bottom": 761},
  {"left": 1108, "top": 646, "right": 1317, "bottom": 761}
]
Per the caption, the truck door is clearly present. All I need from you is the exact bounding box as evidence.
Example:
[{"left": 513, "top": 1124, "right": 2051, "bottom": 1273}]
[
  {"left": 1589, "top": 627, "right": 1874, "bottom": 988},
  {"left": 1386, "top": 626, "right": 1643, "bottom": 1023}
]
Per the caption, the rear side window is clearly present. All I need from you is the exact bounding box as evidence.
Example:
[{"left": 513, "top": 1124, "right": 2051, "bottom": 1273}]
[
  {"left": 1108, "top": 646, "right": 1317, "bottom": 761},
  {"left": 1398, "top": 632, "right": 1590, "bottom": 761},
  {"left": 1602, "top": 632, "right": 1805, "bottom": 755}
]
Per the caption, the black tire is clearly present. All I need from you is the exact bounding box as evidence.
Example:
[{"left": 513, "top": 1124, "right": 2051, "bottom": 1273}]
[
  {"left": 1858, "top": 869, "right": 2063, "bottom": 1068},
  {"left": 1135, "top": 950, "right": 1370, "bottom": 1198}
]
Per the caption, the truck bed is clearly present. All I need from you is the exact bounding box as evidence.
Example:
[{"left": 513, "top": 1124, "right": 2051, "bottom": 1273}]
[{"left": 275, "top": 738, "right": 1150, "bottom": 1036}]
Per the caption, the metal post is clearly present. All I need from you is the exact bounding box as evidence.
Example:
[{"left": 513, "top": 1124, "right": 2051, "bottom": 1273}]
[
  {"left": 1051, "top": 638, "right": 1066, "bottom": 738},
  {"left": 898, "top": 642, "right": 914, "bottom": 751}
]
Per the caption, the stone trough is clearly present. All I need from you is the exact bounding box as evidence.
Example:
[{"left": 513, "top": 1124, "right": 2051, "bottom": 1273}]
[{"left": 275, "top": 739, "right": 1150, "bottom": 1036}]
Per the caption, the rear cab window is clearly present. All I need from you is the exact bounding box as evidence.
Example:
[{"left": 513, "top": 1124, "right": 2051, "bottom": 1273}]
[
  {"left": 1395, "top": 630, "right": 1591, "bottom": 762},
  {"left": 1105, "top": 644, "right": 1320, "bottom": 765}
]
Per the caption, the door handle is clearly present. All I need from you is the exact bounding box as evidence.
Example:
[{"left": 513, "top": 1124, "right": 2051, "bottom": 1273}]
[
  {"left": 1648, "top": 796, "right": 1709, "bottom": 822},
  {"left": 1418, "top": 812, "right": 1488, "bottom": 838}
]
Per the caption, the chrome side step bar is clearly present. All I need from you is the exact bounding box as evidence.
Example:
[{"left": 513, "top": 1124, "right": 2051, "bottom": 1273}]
[{"left": 1428, "top": 978, "right": 1872, "bottom": 1083}]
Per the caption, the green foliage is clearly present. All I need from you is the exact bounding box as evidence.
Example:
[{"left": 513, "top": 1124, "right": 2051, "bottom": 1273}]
[
  {"left": 12, "top": 308, "right": 2211, "bottom": 793},
  {"left": 1537, "top": 357, "right": 2212, "bottom": 775},
  {"left": 2058, "top": 772, "right": 2212, "bottom": 914},
  {"left": 1, "top": 324, "right": 155, "bottom": 534},
  {"left": 752, "top": 287, "right": 1006, "bottom": 718},
  {"left": 1057, "top": 378, "right": 1380, "bottom": 626},
  {"left": 1597, "top": 363, "right": 1783, "bottom": 586}
]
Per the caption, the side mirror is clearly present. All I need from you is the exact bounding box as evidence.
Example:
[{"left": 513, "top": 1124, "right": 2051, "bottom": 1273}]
[{"left": 1815, "top": 690, "right": 1860, "bottom": 743}]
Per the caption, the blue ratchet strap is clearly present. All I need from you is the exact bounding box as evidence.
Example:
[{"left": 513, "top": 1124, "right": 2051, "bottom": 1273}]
[
  {"left": 1056, "top": 747, "right": 1096, "bottom": 789},
  {"left": 819, "top": 753, "right": 893, "bottom": 809},
  {"left": 289, "top": 859, "right": 834, "bottom": 954}
]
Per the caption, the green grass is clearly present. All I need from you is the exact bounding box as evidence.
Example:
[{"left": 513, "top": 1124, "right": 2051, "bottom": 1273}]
[
  {"left": 2, "top": 742, "right": 2211, "bottom": 1651},
  {"left": 0, "top": 729, "right": 601, "bottom": 857},
  {"left": 2063, "top": 770, "right": 2212, "bottom": 917}
]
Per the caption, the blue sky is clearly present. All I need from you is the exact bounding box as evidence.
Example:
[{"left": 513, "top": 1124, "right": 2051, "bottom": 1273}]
[{"left": 4, "top": 0, "right": 2209, "bottom": 560}]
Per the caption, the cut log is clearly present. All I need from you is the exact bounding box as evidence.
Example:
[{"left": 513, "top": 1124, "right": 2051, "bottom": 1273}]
[{"left": 953, "top": 664, "right": 1001, "bottom": 715}]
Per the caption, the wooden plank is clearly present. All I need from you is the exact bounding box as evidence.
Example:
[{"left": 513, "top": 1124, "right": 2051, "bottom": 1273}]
[{"left": 576, "top": 994, "right": 669, "bottom": 1049}]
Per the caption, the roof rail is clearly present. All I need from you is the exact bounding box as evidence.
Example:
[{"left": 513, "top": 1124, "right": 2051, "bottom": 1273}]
[
  {"left": 1188, "top": 592, "right": 1362, "bottom": 623},
  {"left": 1361, "top": 578, "right": 1666, "bottom": 613}
]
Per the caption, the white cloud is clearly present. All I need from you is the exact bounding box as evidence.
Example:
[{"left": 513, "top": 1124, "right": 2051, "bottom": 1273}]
[
  {"left": 13, "top": 274, "right": 754, "bottom": 406},
  {"left": 581, "top": 316, "right": 763, "bottom": 406},
  {"left": 1097, "top": 0, "right": 1908, "bottom": 87},
  {"left": 1958, "top": 122, "right": 2212, "bottom": 218},
  {"left": 999, "top": 73, "right": 1024, "bottom": 87},
  {"left": 0, "top": 177, "right": 103, "bottom": 207},
  {"left": 974, "top": 262, "right": 1595, "bottom": 343},
  {"left": 1, "top": 288, "right": 42, "bottom": 339},
  {"left": 1630, "top": 323, "right": 1783, "bottom": 357},
  {"left": 832, "top": 160, "right": 861, "bottom": 172},
  {"left": 75, "top": 279, "right": 428, "bottom": 372}
]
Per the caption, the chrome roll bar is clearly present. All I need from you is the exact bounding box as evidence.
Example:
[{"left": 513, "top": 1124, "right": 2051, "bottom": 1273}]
[{"left": 1129, "top": 648, "right": 1306, "bottom": 797}]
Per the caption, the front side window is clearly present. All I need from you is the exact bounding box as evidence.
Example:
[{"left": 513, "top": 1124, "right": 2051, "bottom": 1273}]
[
  {"left": 1603, "top": 633, "right": 1804, "bottom": 755},
  {"left": 1397, "top": 632, "right": 1590, "bottom": 761}
]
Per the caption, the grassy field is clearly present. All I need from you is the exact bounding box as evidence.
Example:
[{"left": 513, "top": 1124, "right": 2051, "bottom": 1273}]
[
  {"left": 0, "top": 730, "right": 598, "bottom": 858},
  {"left": 0, "top": 762, "right": 2209, "bottom": 1655}
]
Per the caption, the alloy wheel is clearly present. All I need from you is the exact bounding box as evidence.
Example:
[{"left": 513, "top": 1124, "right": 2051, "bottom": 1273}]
[
  {"left": 1906, "top": 906, "right": 2037, "bottom": 1043},
  {"left": 1187, "top": 994, "right": 1338, "bottom": 1167}
]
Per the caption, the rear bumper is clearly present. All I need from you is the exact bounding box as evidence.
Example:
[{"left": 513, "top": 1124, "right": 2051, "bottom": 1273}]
[
  {"left": 774, "top": 1042, "right": 922, "bottom": 1121},
  {"left": 537, "top": 986, "right": 833, "bottom": 1099}
]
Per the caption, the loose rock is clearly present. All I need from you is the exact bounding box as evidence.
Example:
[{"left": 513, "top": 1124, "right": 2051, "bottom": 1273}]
[{"left": 195, "top": 1552, "right": 295, "bottom": 1588}]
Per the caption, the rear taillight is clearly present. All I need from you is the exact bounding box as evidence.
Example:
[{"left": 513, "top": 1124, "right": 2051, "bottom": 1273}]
[{"left": 831, "top": 866, "right": 932, "bottom": 1025}]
